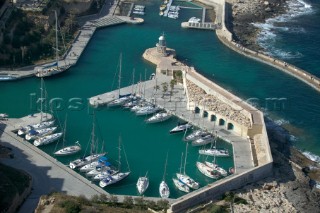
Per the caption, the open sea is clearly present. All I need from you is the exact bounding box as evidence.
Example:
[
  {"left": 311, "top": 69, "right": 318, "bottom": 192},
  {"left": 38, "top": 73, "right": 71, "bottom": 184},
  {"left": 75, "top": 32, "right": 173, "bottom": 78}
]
[{"left": 1, "top": 0, "right": 320, "bottom": 197}]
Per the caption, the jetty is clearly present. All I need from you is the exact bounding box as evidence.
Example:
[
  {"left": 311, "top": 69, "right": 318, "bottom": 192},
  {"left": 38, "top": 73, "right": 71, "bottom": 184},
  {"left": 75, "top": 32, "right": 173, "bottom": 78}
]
[
  {"left": 0, "top": 1, "right": 143, "bottom": 80},
  {"left": 89, "top": 34, "right": 272, "bottom": 212},
  {"left": 0, "top": 113, "right": 172, "bottom": 212}
]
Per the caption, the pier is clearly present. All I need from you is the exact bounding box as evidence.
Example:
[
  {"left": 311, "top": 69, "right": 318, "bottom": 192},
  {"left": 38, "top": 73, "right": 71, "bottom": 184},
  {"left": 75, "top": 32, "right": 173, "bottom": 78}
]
[
  {"left": 89, "top": 34, "right": 272, "bottom": 212},
  {"left": 1, "top": 1, "right": 143, "bottom": 80},
  {"left": 0, "top": 113, "right": 173, "bottom": 212}
]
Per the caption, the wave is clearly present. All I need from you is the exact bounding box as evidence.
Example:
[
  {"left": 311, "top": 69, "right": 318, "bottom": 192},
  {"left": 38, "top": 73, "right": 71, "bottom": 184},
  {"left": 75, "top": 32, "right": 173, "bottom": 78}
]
[
  {"left": 253, "top": 0, "right": 314, "bottom": 58},
  {"left": 302, "top": 151, "right": 320, "bottom": 163}
]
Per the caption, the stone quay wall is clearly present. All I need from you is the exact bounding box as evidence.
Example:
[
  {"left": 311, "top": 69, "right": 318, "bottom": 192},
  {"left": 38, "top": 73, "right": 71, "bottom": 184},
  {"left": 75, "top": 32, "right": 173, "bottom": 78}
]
[
  {"left": 170, "top": 162, "right": 273, "bottom": 213},
  {"left": 208, "top": 0, "right": 320, "bottom": 92}
]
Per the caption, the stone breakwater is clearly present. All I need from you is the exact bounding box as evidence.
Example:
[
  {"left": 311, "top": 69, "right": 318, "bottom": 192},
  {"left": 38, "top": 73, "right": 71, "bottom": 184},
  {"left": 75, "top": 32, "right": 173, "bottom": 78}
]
[{"left": 186, "top": 80, "right": 251, "bottom": 127}]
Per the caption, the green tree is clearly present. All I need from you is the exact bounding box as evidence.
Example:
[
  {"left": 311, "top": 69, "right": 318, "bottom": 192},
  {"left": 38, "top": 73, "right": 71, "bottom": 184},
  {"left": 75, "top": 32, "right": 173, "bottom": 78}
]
[
  {"left": 109, "top": 195, "right": 118, "bottom": 206},
  {"left": 161, "top": 82, "right": 168, "bottom": 98}
]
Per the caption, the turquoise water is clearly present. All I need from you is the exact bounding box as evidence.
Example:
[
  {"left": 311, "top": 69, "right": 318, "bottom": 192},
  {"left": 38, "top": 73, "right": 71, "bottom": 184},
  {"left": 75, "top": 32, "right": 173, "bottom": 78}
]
[{"left": 1, "top": 0, "right": 320, "bottom": 197}]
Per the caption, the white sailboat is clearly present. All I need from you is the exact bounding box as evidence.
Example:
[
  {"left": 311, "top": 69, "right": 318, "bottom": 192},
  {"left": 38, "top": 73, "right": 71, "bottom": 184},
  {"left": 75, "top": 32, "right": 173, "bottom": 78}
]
[
  {"left": 69, "top": 114, "right": 106, "bottom": 169},
  {"left": 172, "top": 178, "right": 189, "bottom": 193},
  {"left": 33, "top": 132, "right": 63, "bottom": 146},
  {"left": 80, "top": 156, "right": 108, "bottom": 172},
  {"left": 204, "top": 161, "right": 228, "bottom": 177},
  {"left": 198, "top": 132, "right": 230, "bottom": 157},
  {"left": 108, "top": 54, "right": 132, "bottom": 107},
  {"left": 169, "top": 122, "right": 193, "bottom": 134},
  {"left": 159, "top": 153, "right": 170, "bottom": 198},
  {"left": 54, "top": 115, "right": 81, "bottom": 156},
  {"left": 196, "top": 161, "right": 220, "bottom": 179},
  {"left": 136, "top": 172, "right": 149, "bottom": 195},
  {"left": 18, "top": 78, "right": 54, "bottom": 136},
  {"left": 99, "top": 136, "right": 130, "bottom": 188},
  {"left": 86, "top": 161, "right": 112, "bottom": 177},
  {"left": 25, "top": 127, "right": 57, "bottom": 141},
  {"left": 145, "top": 112, "right": 172, "bottom": 123},
  {"left": 176, "top": 143, "right": 199, "bottom": 190},
  {"left": 135, "top": 105, "right": 159, "bottom": 116},
  {"left": 35, "top": 11, "right": 70, "bottom": 77},
  {"left": 184, "top": 129, "right": 208, "bottom": 141},
  {"left": 191, "top": 133, "right": 214, "bottom": 146}
]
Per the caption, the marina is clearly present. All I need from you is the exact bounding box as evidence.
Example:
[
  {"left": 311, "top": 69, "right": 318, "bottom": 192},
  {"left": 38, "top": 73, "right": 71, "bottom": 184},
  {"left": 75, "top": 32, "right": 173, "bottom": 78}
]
[{"left": 1, "top": 0, "right": 320, "bottom": 212}]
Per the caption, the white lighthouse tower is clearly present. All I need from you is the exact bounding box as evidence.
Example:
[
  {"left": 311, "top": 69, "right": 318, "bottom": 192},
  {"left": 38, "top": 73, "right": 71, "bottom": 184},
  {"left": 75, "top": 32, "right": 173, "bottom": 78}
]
[{"left": 156, "top": 34, "right": 167, "bottom": 56}]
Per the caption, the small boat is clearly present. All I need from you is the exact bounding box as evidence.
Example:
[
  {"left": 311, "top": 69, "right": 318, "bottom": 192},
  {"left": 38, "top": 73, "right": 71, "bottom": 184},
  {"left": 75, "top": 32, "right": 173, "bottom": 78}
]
[
  {"left": 0, "top": 113, "right": 8, "bottom": 120},
  {"left": 86, "top": 162, "right": 111, "bottom": 177},
  {"left": 188, "top": 17, "right": 201, "bottom": 23},
  {"left": 184, "top": 130, "right": 208, "bottom": 141},
  {"left": 173, "top": 178, "right": 189, "bottom": 193},
  {"left": 0, "top": 74, "right": 17, "bottom": 81},
  {"left": 132, "top": 11, "right": 145, "bottom": 15},
  {"left": 170, "top": 122, "right": 192, "bottom": 134},
  {"left": 99, "top": 172, "right": 130, "bottom": 188},
  {"left": 25, "top": 127, "right": 57, "bottom": 141},
  {"left": 205, "top": 161, "right": 228, "bottom": 177},
  {"left": 108, "top": 95, "right": 131, "bottom": 107},
  {"left": 93, "top": 168, "right": 118, "bottom": 181},
  {"left": 123, "top": 100, "right": 140, "bottom": 109},
  {"left": 136, "top": 105, "right": 159, "bottom": 116},
  {"left": 199, "top": 148, "right": 230, "bottom": 157},
  {"left": 159, "top": 181, "right": 170, "bottom": 198},
  {"left": 33, "top": 132, "right": 63, "bottom": 146},
  {"left": 54, "top": 141, "right": 81, "bottom": 156},
  {"left": 196, "top": 162, "right": 220, "bottom": 179},
  {"left": 229, "top": 167, "right": 235, "bottom": 174},
  {"left": 159, "top": 11, "right": 164, "bottom": 16},
  {"left": 69, "top": 153, "right": 106, "bottom": 169},
  {"left": 136, "top": 173, "right": 149, "bottom": 195},
  {"left": 176, "top": 173, "right": 199, "bottom": 190},
  {"left": 191, "top": 134, "right": 214, "bottom": 146},
  {"left": 18, "top": 120, "right": 55, "bottom": 136},
  {"left": 80, "top": 156, "right": 108, "bottom": 172},
  {"left": 160, "top": 4, "right": 166, "bottom": 11},
  {"left": 145, "top": 112, "right": 172, "bottom": 123}
]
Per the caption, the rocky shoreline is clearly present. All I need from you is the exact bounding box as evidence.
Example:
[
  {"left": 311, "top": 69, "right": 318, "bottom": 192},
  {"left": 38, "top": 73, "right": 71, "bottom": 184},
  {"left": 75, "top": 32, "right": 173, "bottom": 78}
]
[{"left": 229, "top": 0, "right": 287, "bottom": 51}]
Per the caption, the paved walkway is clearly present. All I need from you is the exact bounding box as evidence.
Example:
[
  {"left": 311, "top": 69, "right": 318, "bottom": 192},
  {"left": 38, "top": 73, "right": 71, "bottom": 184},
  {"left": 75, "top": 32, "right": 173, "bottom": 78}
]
[{"left": 89, "top": 74, "right": 254, "bottom": 174}]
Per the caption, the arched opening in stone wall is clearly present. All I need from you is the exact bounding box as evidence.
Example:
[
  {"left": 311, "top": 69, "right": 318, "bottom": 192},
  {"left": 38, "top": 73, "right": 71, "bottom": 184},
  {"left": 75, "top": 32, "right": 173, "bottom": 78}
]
[
  {"left": 210, "top": 115, "right": 216, "bottom": 122},
  {"left": 227, "top": 123, "right": 234, "bottom": 130},
  {"left": 219, "top": 118, "right": 225, "bottom": 126},
  {"left": 203, "top": 111, "right": 208, "bottom": 118}
]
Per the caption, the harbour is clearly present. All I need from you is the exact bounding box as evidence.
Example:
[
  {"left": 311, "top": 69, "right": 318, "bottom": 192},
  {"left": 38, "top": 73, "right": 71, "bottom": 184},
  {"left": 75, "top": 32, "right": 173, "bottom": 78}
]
[{"left": 1, "top": 0, "right": 320, "bottom": 212}]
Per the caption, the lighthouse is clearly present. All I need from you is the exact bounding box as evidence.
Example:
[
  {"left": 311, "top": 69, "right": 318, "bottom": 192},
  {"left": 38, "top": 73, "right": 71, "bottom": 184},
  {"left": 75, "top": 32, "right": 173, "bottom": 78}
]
[{"left": 156, "top": 34, "right": 167, "bottom": 56}]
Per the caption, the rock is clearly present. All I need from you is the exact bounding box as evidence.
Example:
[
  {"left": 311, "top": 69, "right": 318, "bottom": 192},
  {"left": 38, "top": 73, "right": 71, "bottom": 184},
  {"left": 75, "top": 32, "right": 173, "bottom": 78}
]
[
  {"left": 264, "top": 1, "right": 269, "bottom": 5},
  {"left": 265, "top": 7, "right": 272, "bottom": 12}
]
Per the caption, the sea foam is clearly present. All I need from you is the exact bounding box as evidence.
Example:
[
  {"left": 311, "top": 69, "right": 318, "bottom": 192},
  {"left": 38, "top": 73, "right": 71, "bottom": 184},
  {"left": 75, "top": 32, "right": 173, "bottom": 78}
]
[{"left": 252, "top": 0, "right": 314, "bottom": 59}]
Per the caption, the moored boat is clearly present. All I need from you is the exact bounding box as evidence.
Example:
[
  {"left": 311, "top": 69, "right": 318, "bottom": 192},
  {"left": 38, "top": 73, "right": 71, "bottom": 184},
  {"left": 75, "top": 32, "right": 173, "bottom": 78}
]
[
  {"left": 145, "top": 112, "right": 171, "bottom": 123},
  {"left": 159, "top": 180, "right": 170, "bottom": 198},
  {"left": 18, "top": 120, "right": 55, "bottom": 136},
  {"left": 169, "top": 122, "right": 192, "bottom": 134},
  {"left": 135, "top": 105, "right": 159, "bottom": 116},
  {"left": 33, "top": 132, "right": 63, "bottom": 146},
  {"left": 69, "top": 153, "right": 106, "bottom": 169},
  {"left": 191, "top": 134, "right": 214, "bottom": 146},
  {"left": 25, "top": 126, "right": 57, "bottom": 141},
  {"left": 54, "top": 142, "right": 81, "bottom": 156},
  {"left": 99, "top": 172, "right": 130, "bottom": 188},
  {"left": 204, "top": 161, "right": 228, "bottom": 177},
  {"left": 136, "top": 174, "right": 149, "bottom": 195},
  {"left": 196, "top": 162, "right": 220, "bottom": 179},
  {"left": 172, "top": 178, "right": 189, "bottom": 193},
  {"left": 199, "top": 148, "right": 230, "bottom": 157},
  {"left": 184, "top": 129, "right": 208, "bottom": 141}
]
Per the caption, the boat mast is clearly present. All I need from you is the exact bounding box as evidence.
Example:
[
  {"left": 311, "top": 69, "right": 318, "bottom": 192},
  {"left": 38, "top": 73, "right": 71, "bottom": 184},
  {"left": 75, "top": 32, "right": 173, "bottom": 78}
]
[
  {"left": 118, "top": 54, "right": 122, "bottom": 98},
  {"left": 55, "top": 10, "right": 59, "bottom": 68},
  {"left": 118, "top": 135, "right": 122, "bottom": 171},
  {"left": 179, "top": 152, "right": 184, "bottom": 174},
  {"left": 131, "top": 68, "right": 135, "bottom": 95},
  {"left": 183, "top": 142, "right": 188, "bottom": 175},
  {"left": 162, "top": 152, "right": 168, "bottom": 181},
  {"left": 91, "top": 112, "right": 96, "bottom": 155},
  {"left": 40, "top": 78, "right": 43, "bottom": 122}
]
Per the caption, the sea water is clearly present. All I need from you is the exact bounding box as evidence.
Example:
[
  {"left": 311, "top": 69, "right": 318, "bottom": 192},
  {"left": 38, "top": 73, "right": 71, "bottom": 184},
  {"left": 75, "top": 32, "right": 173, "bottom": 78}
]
[{"left": 1, "top": 0, "right": 320, "bottom": 198}]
